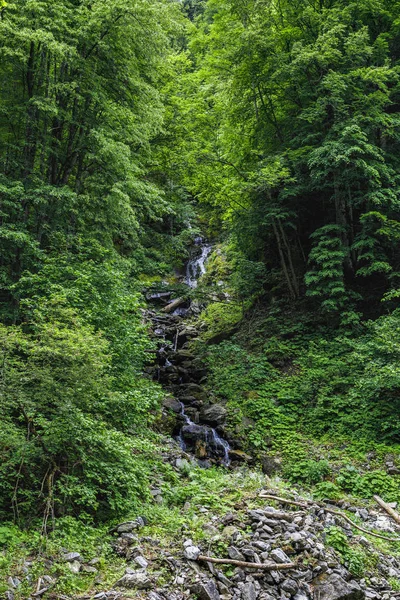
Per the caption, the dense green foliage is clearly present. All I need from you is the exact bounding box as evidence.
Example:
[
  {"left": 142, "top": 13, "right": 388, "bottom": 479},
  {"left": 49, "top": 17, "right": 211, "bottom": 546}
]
[
  {"left": 172, "top": 0, "right": 400, "bottom": 320},
  {"left": 0, "top": 0, "right": 186, "bottom": 524},
  {"left": 1, "top": 0, "right": 400, "bottom": 550}
]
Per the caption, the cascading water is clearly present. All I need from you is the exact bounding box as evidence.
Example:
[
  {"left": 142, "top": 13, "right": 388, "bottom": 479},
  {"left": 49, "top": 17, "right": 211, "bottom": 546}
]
[
  {"left": 148, "top": 236, "right": 231, "bottom": 467},
  {"left": 185, "top": 237, "right": 213, "bottom": 289}
]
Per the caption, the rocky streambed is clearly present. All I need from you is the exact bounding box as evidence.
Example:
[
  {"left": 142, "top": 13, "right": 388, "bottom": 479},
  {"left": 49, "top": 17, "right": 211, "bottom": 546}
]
[
  {"left": 144, "top": 238, "right": 243, "bottom": 467},
  {"left": 102, "top": 478, "right": 400, "bottom": 600}
]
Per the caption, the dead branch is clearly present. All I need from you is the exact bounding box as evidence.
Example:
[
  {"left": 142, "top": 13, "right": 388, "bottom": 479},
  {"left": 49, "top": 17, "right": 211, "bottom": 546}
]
[
  {"left": 258, "top": 493, "right": 400, "bottom": 542},
  {"left": 374, "top": 495, "right": 400, "bottom": 526},
  {"left": 197, "top": 555, "right": 296, "bottom": 570},
  {"left": 162, "top": 297, "right": 185, "bottom": 313}
]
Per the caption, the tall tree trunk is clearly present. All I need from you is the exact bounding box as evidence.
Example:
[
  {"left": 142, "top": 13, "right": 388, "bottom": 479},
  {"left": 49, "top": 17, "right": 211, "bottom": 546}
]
[{"left": 272, "top": 219, "right": 296, "bottom": 299}]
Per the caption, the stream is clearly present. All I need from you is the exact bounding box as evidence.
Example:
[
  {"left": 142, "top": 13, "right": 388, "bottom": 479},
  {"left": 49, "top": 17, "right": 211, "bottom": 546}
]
[{"left": 147, "top": 238, "right": 231, "bottom": 467}]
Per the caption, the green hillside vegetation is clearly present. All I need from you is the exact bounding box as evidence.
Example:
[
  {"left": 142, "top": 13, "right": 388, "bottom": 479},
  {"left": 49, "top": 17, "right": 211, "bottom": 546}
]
[{"left": 1, "top": 0, "right": 400, "bottom": 596}]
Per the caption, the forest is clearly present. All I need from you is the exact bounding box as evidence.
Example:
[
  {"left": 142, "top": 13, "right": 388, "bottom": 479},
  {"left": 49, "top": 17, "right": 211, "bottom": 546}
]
[{"left": 1, "top": 0, "right": 400, "bottom": 598}]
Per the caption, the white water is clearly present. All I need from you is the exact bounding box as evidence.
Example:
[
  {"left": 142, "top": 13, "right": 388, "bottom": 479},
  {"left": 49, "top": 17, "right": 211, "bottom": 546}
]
[
  {"left": 185, "top": 238, "right": 213, "bottom": 288},
  {"left": 151, "top": 235, "right": 231, "bottom": 466},
  {"left": 178, "top": 401, "right": 231, "bottom": 466}
]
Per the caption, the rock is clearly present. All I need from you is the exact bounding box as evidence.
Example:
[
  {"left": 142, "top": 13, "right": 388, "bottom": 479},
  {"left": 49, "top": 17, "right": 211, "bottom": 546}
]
[
  {"left": 242, "top": 582, "right": 257, "bottom": 600},
  {"left": 312, "top": 574, "right": 365, "bottom": 600},
  {"left": 67, "top": 560, "right": 81, "bottom": 574},
  {"left": 163, "top": 397, "right": 183, "bottom": 413},
  {"left": 223, "top": 525, "right": 239, "bottom": 538},
  {"left": 134, "top": 555, "right": 149, "bottom": 568},
  {"left": 62, "top": 552, "right": 81, "bottom": 562},
  {"left": 229, "top": 450, "right": 253, "bottom": 462},
  {"left": 184, "top": 545, "right": 201, "bottom": 560},
  {"left": 81, "top": 565, "right": 98, "bottom": 573},
  {"left": 191, "top": 580, "right": 220, "bottom": 600},
  {"left": 374, "top": 517, "right": 394, "bottom": 532},
  {"left": 200, "top": 405, "right": 227, "bottom": 426},
  {"left": 116, "top": 518, "right": 145, "bottom": 533},
  {"left": 260, "top": 455, "right": 282, "bottom": 476},
  {"left": 176, "top": 458, "right": 191, "bottom": 470},
  {"left": 115, "top": 572, "right": 152, "bottom": 589},
  {"left": 269, "top": 549, "right": 291, "bottom": 564},
  {"left": 228, "top": 546, "right": 245, "bottom": 561},
  {"left": 281, "top": 579, "right": 298, "bottom": 595},
  {"left": 120, "top": 533, "right": 138, "bottom": 545}
]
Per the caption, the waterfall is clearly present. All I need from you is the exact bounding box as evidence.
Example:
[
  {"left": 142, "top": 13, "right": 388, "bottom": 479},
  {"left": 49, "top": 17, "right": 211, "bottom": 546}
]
[{"left": 148, "top": 235, "right": 231, "bottom": 467}]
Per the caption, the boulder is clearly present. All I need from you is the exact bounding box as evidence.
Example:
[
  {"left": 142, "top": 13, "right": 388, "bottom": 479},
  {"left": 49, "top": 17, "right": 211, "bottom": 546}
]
[
  {"left": 163, "top": 397, "right": 182, "bottom": 413},
  {"left": 200, "top": 404, "right": 227, "bottom": 426},
  {"left": 311, "top": 574, "right": 365, "bottom": 600},
  {"left": 229, "top": 449, "right": 253, "bottom": 462},
  {"left": 260, "top": 455, "right": 282, "bottom": 476}
]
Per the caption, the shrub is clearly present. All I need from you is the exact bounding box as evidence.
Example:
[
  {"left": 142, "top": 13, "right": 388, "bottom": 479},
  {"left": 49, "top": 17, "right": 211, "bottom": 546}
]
[
  {"left": 285, "top": 459, "right": 331, "bottom": 485},
  {"left": 325, "top": 527, "right": 365, "bottom": 577},
  {"left": 0, "top": 301, "right": 157, "bottom": 523}
]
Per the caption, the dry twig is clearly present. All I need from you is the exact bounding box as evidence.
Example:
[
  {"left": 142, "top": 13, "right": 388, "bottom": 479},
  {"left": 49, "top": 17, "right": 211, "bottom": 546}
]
[
  {"left": 197, "top": 555, "right": 296, "bottom": 570},
  {"left": 258, "top": 493, "right": 400, "bottom": 542}
]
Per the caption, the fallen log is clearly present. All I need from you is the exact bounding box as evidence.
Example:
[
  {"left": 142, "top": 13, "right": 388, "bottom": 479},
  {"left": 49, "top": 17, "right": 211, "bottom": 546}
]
[
  {"left": 374, "top": 495, "right": 400, "bottom": 526},
  {"left": 258, "top": 493, "right": 400, "bottom": 542},
  {"left": 197, "top": 555, "right": 296, "bottom": 570},
  {"left": 162, "top": 297, "right": 185, "bottom": 313}
]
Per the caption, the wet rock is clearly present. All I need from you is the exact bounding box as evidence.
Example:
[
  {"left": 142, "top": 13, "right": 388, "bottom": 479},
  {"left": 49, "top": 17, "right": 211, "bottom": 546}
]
[
  {"left": 200, "top": 405, "right": 227, "bottom": 426},
  {"left": 312, "top": 574, "right": 364, "bottom": 600}
]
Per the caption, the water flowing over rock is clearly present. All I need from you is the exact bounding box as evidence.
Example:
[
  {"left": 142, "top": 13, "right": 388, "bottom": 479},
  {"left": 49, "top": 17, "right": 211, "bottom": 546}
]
[
  {"left": 146, "top": 236, "right": 232, "bottom": 467},
  {"left": 186, "top": 237, "right": 213, "bottom": 288}
]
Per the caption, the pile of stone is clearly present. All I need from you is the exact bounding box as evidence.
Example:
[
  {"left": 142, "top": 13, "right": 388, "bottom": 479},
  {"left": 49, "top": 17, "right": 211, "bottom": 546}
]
[{"left": 106, "top": 492, "right": 400, "bottom": 600}]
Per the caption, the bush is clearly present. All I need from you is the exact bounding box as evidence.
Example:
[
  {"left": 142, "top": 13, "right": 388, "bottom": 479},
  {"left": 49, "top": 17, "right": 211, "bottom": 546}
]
[
  {"left": 284, "top": 459, "right": 331, "bottom": 485},
  {"left": 0, "top": 300, "right": 157, "bottom": 523},
  {"left": 325, "top": 527, "right": 366, "bottom": 577}
]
